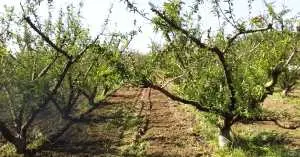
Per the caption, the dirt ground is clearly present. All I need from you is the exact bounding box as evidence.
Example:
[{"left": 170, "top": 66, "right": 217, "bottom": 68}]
[
  {"left": 38, "top": 86, "right": 207, "bottom": 156},
  {"left": 137, "top": 88, "right": 207, "bottom": 157},
  {"left": 1, "top": 86, "right": 299, "bottom": 156}
]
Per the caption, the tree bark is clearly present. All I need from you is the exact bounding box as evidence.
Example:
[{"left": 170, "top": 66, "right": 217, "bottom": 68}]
[
  {"left": 23, "top": 149, "right": 36, "bottom": 157},
  {"left": 218, "top": 117, "right": 233, "bottom": 148},
  {"left": 282, "top": 88, "right": 289, "bottom": 97}
]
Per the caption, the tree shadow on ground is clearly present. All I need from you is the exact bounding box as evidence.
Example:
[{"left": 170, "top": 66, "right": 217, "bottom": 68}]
[
  {"left": 34, "top": 101, "right": 140, "bottom": 157},
  {"left": 233, "top": 131, "right": 300, "bottom": 157}
]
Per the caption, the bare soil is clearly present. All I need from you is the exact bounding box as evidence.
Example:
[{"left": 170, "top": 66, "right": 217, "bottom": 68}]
[
  {"left": 137, "top": 88, "right": 206, "bottom": 157},
  {"left": 1, "top": 86, "right": 299, "bottom": 156}
]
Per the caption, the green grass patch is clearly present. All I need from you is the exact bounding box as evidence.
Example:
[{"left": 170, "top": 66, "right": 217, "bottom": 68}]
[{"left": 178, "top": 102, "right": 300, "bottom": 157}]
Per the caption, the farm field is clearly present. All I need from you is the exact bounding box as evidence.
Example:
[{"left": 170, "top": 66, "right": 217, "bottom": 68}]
[
  {"left": 1, "top": 86, "right": 299, "bottom": 156},
  {"left": 1, "top": 0, "right": 300, "bottom": 156}
]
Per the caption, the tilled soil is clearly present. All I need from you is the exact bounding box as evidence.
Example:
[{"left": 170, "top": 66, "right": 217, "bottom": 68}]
[
  {"left": 137, "top": 88, "right": 206, "bottom": 157},
  {"left": 35, "top": 86, "right": 206, "bottom": 156},
  {"left": 1, "top": 86, "right": 299, "bottom": 156}
]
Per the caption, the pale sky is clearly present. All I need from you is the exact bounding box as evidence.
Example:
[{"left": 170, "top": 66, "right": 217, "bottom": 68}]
[{"left": 1, "top": 0, "right": 299, "bottom": 53}]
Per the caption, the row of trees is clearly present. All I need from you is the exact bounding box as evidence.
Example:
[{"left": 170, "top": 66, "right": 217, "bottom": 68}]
[{"left": 0, "top": 0, "right": 299, "bottom": 156}]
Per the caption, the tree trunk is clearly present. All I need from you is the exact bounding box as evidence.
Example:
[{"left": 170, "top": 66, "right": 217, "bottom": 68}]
[
  {"left": 16, "top": 145, "right": 36, "bottom": 157},
  {"left": 282, "top": 89, "right": 289, "bottom": 96},
  {"left": 218, "top": 118, "right": 233, "bottom": 148},
  {"left": 219, "top": 126, "right": 232, "bottom": 147},
  {"left": 23, "top": 149, "right": 36, "bottom": 157},
  {"left": 13, "top": 136, "right": 36, "bottom": 157}
]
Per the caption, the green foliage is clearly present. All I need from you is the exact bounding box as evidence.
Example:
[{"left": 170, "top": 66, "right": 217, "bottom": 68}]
[
  {"left": 148, "top": 29, "right": 297, "bottom": 119},
  {"left": 148, "top": 0, "right": 300, "bottom": 122},
  {"left": 0, "top": 1, "right": 133, "bottom": 155},
  {"left": 279, "top": 66, "right": 300, "bottom": 95},
  {"left": 153, "top": 0, "right": 184, "bottom": 40},
  {"left": 122, "top": 52, "right": 156, "bottom": 85},
  {"left": 0, "top": 143, "right": 18, "bottom": 157},
  {"left": 215, "top": 131, "right": 300, "bottom": 157},
  {"left": 1, "top": 0, "right": 300, "bottom": 155}
]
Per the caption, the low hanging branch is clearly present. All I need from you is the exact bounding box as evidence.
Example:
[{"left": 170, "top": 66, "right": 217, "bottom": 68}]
[
  {"left": 143, "top": 80, "right": 226, "bottom": 117},
  {"left": 237, "top": 113, "right": 300, "bottom": 130}
]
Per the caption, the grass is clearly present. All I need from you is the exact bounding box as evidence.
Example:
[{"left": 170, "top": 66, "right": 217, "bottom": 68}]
[
  {"left": 178, "top": 90, "right": 300, "bottom": 157},
  {"left": 0, "top": 143, "right": 18, "bottom": 157},
  {"left": 228, "top": 131, "right": 300, "bottom": 157},
  {"left": 0, "top": 98, "right": 148, "bottom": 156}
]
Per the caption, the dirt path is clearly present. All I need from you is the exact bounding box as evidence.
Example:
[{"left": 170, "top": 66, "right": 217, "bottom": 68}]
[
  {"left": 137, "top": 88, "right": 205, "bottom": 157},
  {"left": 37, "top": 87, "right": 300, "bottom": 156},
  {"left": 2, "top": 86, "right": 299, "bottom": 156}
]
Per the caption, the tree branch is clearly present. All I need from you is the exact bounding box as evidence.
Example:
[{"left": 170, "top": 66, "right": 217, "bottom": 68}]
[
  {"left": 162, "top": 74, "right": 184, "bottom": 88},
  {"left": 24, "top": 16, "right": 72, "bottom": 60},
  {"left": 72, "top": 35, "right": 100, "bottom": 63},
  {"left": 49, "top": 96, "right": 64, "bottom": 115},
  {"left": 145, "top": 83, "right": 226, "bottom": 116},
  {"left": 239, "top": 115, "right": 300, "bottom": 130},
  {"left": 225, "top": 25, "right": 272, "bottom": 53},
  {"left": 264, "top": 49, "right": 296, "bottom": 94},
  {"left": 151, "top": 7, "right": 238, "bottom": 112},
  {"left": 122, "top": 0, "right": 152, "bottom": 21},
  {"left": 35, "top": 54, "right": 59, "bottom": 79},
  {"left": 21, "top": 60, "right": 73, "bottom": 136},
  {"left": 151, "top": 8, "right": 222, "bottom": 54}
]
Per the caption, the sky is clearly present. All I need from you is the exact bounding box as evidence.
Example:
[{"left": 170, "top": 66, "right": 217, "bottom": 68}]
[{"left": 1, "top": 0, "right": 300, "bottom": 53}]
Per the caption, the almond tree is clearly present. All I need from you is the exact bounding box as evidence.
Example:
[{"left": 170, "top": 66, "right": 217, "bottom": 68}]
[
  {"left": 122, "top": 0, "right": 300, "bottom": 147},
  {"left": 0, "top": 1, "right": 131, "bottom": 156}
]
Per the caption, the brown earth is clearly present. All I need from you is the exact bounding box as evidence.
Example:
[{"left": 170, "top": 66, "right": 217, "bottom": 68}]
[
  {"left": 137, "top": 88, "right": 208, "bottom": 157},
  {"left": 1, "top": 86, "right": 300, "bottom": 156},
  {"left": 36, "top": 86, "right": 207, "bottom": 156}
]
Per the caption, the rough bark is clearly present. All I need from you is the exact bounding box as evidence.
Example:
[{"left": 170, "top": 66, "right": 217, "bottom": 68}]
[
  {"left": 219, "top": 126, "right": 232, "bottom": 148},
  {"left": 218, "top": 116, "right": 234, "bottom": 147}
]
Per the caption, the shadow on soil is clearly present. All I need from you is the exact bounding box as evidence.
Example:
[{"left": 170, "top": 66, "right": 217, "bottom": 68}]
[
  {"left": 233, "top": 131, "right": 300, "bottom": 157},
  {"left": 36, "top": 101, "right": 140, "bottom": 157}
]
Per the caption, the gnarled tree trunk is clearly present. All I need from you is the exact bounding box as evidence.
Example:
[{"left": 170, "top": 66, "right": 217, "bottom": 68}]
[{"left": 218, "top": 117, "right": 233, "bottom": 148}]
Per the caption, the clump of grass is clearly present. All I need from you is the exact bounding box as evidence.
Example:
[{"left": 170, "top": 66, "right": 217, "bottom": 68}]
[
  {"left": 0, "top": 143, "right": 18, "bottom": 157},
  {"left": 177, "top": 104, "right": 219, "bottom": 153},
  {"left": 178, "top": 102, "right": 300, "bottom": 157},
  {"left": 121, "top": 139, "right": 148, "bottom": 157},
  {"left": 113, "top": 102, "right": 148, "bottom": 156},
  {"left": 215, "top": 131, "right": 300, "bottom": 157}
]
